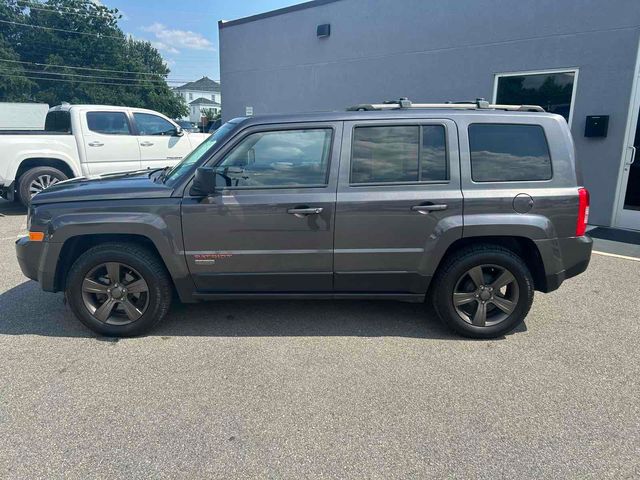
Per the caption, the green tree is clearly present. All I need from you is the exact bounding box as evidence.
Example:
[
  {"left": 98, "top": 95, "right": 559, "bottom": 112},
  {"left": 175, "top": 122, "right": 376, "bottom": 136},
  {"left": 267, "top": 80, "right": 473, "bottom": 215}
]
[{"left": 0, "top": 0, "right": 187, "bottom": 118}]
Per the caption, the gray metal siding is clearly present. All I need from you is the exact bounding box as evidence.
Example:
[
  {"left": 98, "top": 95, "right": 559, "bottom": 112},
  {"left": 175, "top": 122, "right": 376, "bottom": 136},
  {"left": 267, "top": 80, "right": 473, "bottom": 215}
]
[{"left": 219, "top": 0, "right": 640, "bottom": 226}]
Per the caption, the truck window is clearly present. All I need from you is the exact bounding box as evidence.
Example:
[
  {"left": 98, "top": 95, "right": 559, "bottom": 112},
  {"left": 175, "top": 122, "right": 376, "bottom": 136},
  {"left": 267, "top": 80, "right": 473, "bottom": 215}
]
[
  {"left": 44, "top": 111, "right": 71, "bottom": 133},
  {"left": 87, "top": 112, "right": 132, "bottom": 135},
  {"left": 134, "top": 113, "right": 177, "bottom": 136},
  {"left": 216, "top": 128, "right": 332, "bottom": 188},
  {"left": 351, "top": 125, "right": 448, "bottom": 184},
  {"left": 468, "top": 124, "right": 552, "bottom": 182}
]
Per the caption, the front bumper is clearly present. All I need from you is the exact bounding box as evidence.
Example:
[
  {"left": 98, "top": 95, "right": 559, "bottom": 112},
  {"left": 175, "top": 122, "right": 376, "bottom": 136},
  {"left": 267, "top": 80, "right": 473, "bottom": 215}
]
[
  {"left": 15, "top": 237, "right": 60, "bottom": 291},
  {"left": 536, "top": 235, "right": 593, "bottom": 292}
]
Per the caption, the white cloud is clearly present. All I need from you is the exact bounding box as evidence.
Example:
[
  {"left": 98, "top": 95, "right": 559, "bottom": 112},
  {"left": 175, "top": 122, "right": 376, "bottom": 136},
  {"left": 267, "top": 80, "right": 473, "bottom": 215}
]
[
  {"left": 142, "top": 23, "right": 214, "bottom": 52},
  {"left": 151, "top": 41, "right": 180, "bottom": 55}
]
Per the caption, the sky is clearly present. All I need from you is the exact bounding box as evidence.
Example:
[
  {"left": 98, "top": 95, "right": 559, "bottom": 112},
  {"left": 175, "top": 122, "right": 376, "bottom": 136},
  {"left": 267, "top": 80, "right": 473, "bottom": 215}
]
[{"left": 102, "top": 0, "right": 303, "bottom": 86}]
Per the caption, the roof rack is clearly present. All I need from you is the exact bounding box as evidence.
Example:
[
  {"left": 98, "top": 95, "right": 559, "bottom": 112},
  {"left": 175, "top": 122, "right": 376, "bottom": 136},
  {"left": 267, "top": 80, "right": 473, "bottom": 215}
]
[{"left": 346, "top": 97, "right": 545, "bottom": 113}]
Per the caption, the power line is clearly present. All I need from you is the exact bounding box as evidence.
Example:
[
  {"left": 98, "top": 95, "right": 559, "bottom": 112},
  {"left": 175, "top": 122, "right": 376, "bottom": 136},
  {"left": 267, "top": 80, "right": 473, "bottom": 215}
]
[
  {"left": 0, "top": 71, "right": 181, "bottom": 88},
  {"left": 0, "top": 19, "right": 126, "bottom": 41},
  {"left": 12, "top": 68, "right": 192, "bottom": 84},
  {"left": 14, "top": 0, "right": 122, "bottom": 19},
  {"left": 0, "top": 59, "right": 211, "bottom": 83}
]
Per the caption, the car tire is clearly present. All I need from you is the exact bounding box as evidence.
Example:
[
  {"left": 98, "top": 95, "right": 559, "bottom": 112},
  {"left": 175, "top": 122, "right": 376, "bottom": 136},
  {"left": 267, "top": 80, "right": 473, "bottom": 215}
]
[
  {"left": 432, "top": 244, "right": 534, "bottom": 339},
  {"left": 66, "top": 242, "right": 173, "bottom": 337},
  {"left": 18, "top": 166, "right": 68, "bottom": 206}
]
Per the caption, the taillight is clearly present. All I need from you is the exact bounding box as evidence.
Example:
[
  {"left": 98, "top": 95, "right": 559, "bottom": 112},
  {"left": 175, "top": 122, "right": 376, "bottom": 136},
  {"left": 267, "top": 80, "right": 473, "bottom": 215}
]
[{"left": 576, "top": 187, "right": 590, "bottom": 236}]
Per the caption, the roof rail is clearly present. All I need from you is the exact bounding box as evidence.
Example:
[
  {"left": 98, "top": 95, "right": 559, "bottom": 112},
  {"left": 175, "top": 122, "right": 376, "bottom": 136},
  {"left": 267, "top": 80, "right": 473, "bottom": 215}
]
[{"left": 347, "top": 97, "right": 545, "bottom": 113}]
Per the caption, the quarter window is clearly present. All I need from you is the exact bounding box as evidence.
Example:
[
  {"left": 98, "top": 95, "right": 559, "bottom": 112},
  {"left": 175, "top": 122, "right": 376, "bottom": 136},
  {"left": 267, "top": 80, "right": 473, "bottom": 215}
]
[
  {"left": 468, "top": 124, "right": 552, "bottom": 182},
  {"left": 86, "top": 112, "right": 131, "bottom": 135},
  {"left": 351, "top": 125, "right": 448, "bottom": 184},
  {"left": 216, "top": 128, "right": 332, "bottom": 188}
]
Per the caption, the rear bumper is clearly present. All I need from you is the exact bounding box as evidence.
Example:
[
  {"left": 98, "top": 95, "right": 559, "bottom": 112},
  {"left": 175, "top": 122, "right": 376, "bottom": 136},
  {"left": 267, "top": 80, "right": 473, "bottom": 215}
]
[
  {"left": 536, "top": 235, "right": 593, "bottom": 293},
  {"left": 15, "top": 237, "right": 59, "bottom": 291}
]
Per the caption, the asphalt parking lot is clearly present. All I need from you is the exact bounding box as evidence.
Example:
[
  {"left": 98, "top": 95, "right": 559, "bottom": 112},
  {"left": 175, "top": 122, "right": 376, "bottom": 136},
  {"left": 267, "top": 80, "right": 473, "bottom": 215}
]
[{"left": 0, "top": 199, "right": 638, "bottom": 479}]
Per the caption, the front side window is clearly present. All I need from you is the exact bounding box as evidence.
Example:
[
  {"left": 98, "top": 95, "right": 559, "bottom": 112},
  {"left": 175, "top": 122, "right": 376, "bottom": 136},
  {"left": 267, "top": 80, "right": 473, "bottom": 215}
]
[
  {"left": 351, "top": 125, "right": 448, "bottom": 184},
  {"left": 469, "top": 124, "right": 552, "bottom": 182},
  {"left": 86, "top": 112, "right": 131, "bottom": 135},
  {"left": 215, "top": 128, "right": 332, "bottom": 188},
  {"left": 134, "top": 113, "right": 177, "bottom": 136},
  {"left": 495, "top": 71, "right": 576, "bottom": 123}
]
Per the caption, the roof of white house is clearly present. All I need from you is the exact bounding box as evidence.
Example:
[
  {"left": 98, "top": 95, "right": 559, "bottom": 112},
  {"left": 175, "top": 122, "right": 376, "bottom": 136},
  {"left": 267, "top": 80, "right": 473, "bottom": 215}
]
[
  {"left": 174, "top": 76, "right": 221, "bottom": 92},
  {"left": 189, "top": 97, "right": 221, "bottom": 106}
]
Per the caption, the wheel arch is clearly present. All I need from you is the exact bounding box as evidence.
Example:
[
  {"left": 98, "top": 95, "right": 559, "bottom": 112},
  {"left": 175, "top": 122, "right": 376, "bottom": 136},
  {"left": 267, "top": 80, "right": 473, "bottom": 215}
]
[
  {"left": 16, "top": 157, "right": 77, "bottom": 181},
  {"left": 432, "top": 236, "right": 547, "bottom": 292}
]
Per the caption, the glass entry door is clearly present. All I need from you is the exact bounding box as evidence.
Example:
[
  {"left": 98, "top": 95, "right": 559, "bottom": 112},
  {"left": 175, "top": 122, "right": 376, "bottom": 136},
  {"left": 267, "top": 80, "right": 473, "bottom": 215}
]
[{"left": 616, "top": 106, "right": 640, "bottom": 230}]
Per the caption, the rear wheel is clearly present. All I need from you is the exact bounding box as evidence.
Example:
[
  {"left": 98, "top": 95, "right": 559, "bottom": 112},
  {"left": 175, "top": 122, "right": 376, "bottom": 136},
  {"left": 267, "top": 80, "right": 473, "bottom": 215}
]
[
  {"left": 432, "top": 244, "right": 534, "bottom": 338},
  {"left": 66, "top": 243, "right": 172, "bottom": 337},
  {"left": 18, "top": 166, "right": 68, "bottom": 206}
]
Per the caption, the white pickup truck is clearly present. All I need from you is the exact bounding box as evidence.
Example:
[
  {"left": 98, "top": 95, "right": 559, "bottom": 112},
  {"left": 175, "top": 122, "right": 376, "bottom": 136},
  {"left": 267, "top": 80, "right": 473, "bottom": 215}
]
[{"left": 0, "top": 104, "right": 209, "bottom": 205}]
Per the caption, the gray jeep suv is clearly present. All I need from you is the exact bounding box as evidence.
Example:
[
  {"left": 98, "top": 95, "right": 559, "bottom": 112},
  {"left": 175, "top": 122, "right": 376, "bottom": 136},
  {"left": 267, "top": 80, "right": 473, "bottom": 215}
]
[{"left": 16, "top": 99, "right": 592, "bottom": 338}]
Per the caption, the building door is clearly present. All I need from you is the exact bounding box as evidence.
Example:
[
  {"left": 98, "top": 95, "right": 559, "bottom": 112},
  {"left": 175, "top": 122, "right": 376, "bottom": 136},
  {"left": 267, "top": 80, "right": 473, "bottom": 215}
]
[{"left": 615, "top": 69, "right": 640, "bottom": 230}]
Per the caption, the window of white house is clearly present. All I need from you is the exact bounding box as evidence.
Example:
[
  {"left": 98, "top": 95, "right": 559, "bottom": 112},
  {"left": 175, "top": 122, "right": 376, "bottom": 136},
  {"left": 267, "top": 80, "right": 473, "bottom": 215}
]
[
  {"left": 494, "top": 70, "right": 577, "bottom": 124},
  {"left": 189, "top": 93, "right": 193, "bottom": 100}
]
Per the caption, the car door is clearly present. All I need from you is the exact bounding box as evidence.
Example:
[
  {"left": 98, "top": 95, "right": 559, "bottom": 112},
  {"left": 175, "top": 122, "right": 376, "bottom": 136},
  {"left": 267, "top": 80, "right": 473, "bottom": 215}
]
[
  {"left": 133, "top": 112, "right": 193, "bottom": 170},
  {"left": 82, "top": 111, "right": 141, "bottom": 175},
  {"left": 334, "top": 119, "right": 463, "bottom": 293},
  {"left": 181, "top": 122, "right": 342, "bottom": 293}
]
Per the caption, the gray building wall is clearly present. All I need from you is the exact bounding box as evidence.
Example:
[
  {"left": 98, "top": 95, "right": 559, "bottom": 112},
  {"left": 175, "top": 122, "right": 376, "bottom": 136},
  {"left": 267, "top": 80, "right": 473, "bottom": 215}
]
[{"left": 219, "top": 0, "right": 640, "bottom": 227}]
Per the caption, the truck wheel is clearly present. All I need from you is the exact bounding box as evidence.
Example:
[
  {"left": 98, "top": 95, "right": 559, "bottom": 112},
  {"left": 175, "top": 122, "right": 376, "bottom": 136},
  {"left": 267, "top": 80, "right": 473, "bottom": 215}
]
[
  {"left": 66, "top": 243, "right": 173, "bottom": 337},
  {"left": 432, "top": 244, "right": 534, "bottom": 339},
  {"left": 18, "top": 166, "right": 68, "bottom": 206}
]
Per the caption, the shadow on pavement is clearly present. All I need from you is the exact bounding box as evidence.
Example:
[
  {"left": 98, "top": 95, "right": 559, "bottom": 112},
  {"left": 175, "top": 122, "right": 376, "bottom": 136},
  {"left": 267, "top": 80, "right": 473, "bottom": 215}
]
[
  {"left": 0, "top": 280, "right": 526, "bottom": 340},
  {"left": 0, "top": 199, "right": 26, "bottom": 217}
]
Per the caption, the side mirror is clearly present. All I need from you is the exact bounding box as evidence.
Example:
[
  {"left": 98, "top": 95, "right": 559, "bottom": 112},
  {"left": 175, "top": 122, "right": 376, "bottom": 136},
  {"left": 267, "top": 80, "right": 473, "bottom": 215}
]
[
  {"left": 175, "top": 126, "right": 184, "bottom": 136},
  {"left": 190, "top": 167, "right": 216, "bottom": 197}
]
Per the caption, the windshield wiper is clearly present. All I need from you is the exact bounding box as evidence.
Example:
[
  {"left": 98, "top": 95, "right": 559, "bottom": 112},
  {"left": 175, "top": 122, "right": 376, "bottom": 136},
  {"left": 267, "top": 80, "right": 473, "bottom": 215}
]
[{"left": 155, "top": 166, "right": 172, "bottom": 183}]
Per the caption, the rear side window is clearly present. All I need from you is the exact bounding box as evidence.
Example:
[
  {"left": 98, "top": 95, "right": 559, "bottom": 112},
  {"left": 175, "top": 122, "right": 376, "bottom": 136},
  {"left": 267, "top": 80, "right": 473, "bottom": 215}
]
[
  {"left": 86, "top": 112, "right": 131, "bottom": 135},
  {"left": 468, "top": 124, "right": 552, "bottom": 182},
  {"left": 351, "top": 125, "right": 447, "bottom": 184},
  {"left": 44, "top": 111, "right": 71, "bottom": 133}
]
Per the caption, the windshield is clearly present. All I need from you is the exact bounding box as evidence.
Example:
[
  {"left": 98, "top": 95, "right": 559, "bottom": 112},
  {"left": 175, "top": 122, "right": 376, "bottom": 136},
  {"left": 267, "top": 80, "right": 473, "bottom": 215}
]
[{"left": 163, "top": 120, "right": 239, "bottom": 185}]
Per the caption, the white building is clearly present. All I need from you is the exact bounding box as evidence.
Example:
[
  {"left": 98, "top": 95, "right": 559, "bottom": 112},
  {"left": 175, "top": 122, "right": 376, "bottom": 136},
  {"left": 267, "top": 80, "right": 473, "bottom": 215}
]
[{"left": 172, "top": 76, "right": 221, "bottom": 122}]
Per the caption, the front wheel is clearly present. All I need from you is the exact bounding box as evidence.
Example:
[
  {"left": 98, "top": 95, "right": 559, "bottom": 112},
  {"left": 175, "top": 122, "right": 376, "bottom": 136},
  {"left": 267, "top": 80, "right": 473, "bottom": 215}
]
[
  {"left": 18, "top": 166, "right": 68, "bottom": 206},
  {"left": 432, "top": 245, "right": 534, "bottom": 339},
  {"left": 66, "top": 243, "right": 173, "bottom": 337}
]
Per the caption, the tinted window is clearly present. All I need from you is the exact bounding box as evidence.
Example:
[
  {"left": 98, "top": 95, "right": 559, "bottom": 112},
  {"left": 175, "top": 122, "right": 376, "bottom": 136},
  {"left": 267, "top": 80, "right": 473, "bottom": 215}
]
[
  {"left": 351, "top": 125, "right": 447, "bottom": 184},
  {"left": 469, "top": 124, "right": 552, "bottom": 182},
  {"left": 216, "top": 129, "right": 332, "bottom": 188},
  {"left": 86, "top": 112, "right": 131, "bottom": 135},
  {"left": 421, "top": 126, "right": 447, "bottom": 181},
  {"left": 134, "top": 113, "right": 177, "bottom": 136},
  {"left": 44, "top": 111, "right": 71, "bottom": 133},
  {"left": 496, "top": 72, "right": 575, "bottom": 122}
]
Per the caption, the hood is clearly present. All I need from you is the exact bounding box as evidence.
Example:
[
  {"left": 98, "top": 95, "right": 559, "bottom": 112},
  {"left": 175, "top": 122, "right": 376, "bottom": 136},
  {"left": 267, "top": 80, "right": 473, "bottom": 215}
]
[{"left": 31, "top": 169, "right": 174, "bottom": 205}]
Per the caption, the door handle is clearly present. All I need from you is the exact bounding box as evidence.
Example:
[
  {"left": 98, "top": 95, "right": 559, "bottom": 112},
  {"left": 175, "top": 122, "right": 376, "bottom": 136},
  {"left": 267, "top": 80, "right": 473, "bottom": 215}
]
[
  {"left": 88, "top": 141, "right": 104, "bottom": 147},
  {"left": 628, "top": 146, "right": 637, "bottom": 165},
  {"left": 140, "top": 141, "right": 154, "bottom": 147},
  {"left": 411, "top": 204, "right": 448, "bottom": 214},
  {"left": 287, "top": 207, "right": 323, "bottom": 217}
]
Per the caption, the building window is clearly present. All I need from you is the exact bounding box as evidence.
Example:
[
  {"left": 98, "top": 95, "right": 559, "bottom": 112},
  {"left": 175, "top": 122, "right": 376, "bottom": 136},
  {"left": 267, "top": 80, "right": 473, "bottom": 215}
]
[
  {"left": 494, "top": 70, "right": 577, "bottom": 124},
  {"left": 189, "top": 93, "right": 193, "bottom": 100},
  {"left": 468, "top": 124, "right": 552, "bottom": 182}
]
